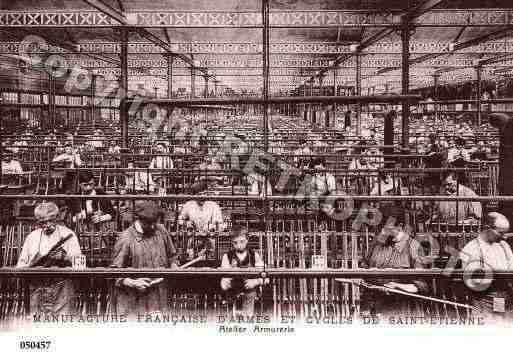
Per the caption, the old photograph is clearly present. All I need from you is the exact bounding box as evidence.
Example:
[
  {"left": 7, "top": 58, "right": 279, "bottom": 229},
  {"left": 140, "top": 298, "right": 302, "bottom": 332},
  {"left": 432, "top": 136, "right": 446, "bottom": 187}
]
[{"left": 1, "top": 0, "right": 513, "bottom": 355}]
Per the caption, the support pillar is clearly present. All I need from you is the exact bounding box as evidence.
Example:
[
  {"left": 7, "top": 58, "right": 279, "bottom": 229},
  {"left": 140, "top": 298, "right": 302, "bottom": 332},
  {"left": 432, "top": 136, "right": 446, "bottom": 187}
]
[
  {"left": 203, "top": 75, "right": 209, "bottom": 98},
  {"left": 91, "top": 75, "right": 97, "bottom": 131},
  {"left": 165, "top": 54, "right": 175, "bottom": 139},
  {"left": 49, "top": 73, "right": 55, "bottom": 130},
  {"left": 0, "top": 99, "right": 3, "bottom": 184},
  {"left": 262, "top": 0, "right": 270, "bottom": 154},
  {"left": 333, "top": 67, "right": 337, "bottom": 96},
  {"left": 309, "top": 80, "right": 314, "bottom": 126},
  {"left": 166, "top": 54, "right": 175, "bottom": 98},
  {"left": 333, "top": 67, "right": 338, "bottom": 128},
  {"left": 262, "top": 0, "right": 270, "bottom": 201},
  {"left": 476, "top": 65, "right": 483, "bottom": 126},
  {"left": 318, "top": 74, "right": 325, "bottom": 128},
  {"left": 384, "top": 110, "right": 396, "bottom": 167},
  {"left": 490, "top": 113, "right": 513, "bottom": 226},
  {"left": 401, "top": 23, "right": 411, "bottom": 150},
  {"left": 119, "top": 29, "right": 129, "bottom": 149},
  {"left": 433, "top": 73, "right": 439, "bottom": 124},
  {"left": 190, "top": 63, "right": 196, "bottom": 98},
  {"left": 356, "top": 52, "right": 362, "bottom": 136}
]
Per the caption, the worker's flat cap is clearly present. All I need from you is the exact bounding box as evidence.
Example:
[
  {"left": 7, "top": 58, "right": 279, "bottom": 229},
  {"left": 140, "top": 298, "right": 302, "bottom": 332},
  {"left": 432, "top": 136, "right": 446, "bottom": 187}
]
[{"left": 135, "top": 201, "right": 163, "bottom": 221}]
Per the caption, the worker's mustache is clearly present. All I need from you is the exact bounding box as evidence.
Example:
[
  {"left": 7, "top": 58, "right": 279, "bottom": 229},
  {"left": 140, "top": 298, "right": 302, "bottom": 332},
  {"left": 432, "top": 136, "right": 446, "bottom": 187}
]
[{"left": 42, "top": 224, "right": 56, "bottom": 235}]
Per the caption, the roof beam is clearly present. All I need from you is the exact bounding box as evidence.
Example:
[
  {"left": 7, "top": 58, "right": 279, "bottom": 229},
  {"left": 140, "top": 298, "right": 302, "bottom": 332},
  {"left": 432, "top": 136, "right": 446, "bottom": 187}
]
[
  {"left": 434, "top": 67, "right": 460, "bottom": 75},
  {"left": 0, "top": 28, "right": 119, "bottom": 66},
  {"left": 453, "top": 26, "right": 467, "bottom": 43},
  {"left": 374, "top": 26, "right": 513, "bottom": 78},
  {"left": 63, "top": 28, "right": 119, "bottom": 65},
  {"left": 2, "top": 9, "right": 513, "bottom": 28},
  {"left": 412, "top": 27, "right": 513, "bottom": 66},
  {"left": 493, "top": 66, "right": 513, "bottom": 73},
  {"left": 81, "top": 0, "right": 205, "bottom": 75},
  {"left": 305, "top": 0, "right": 444, "bottom": 88},
  {"left": 479, "top": 53, "right": 513, "bottom": 67},
  {"left": 357, "top": 28, "right": 396, "bottom": 53},
  {"left": 83, "top": 0, "right": 126, "bottom": 25},
  {"left": 310, "top": 28, "right": 394, "bottom": 84},
  {"left": 359, "top": 28, "right": 366, "bottom": 42},
  {"left": 2, "top": 40, "right": 512, "bottom": 55},
  {"left": 163, "top": 28, "right": 171, "bottom": 45}
]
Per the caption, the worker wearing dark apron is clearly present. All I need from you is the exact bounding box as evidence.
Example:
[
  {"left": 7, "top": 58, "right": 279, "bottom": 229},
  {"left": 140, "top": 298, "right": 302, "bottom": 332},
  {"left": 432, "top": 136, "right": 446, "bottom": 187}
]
[{"left": 220, "top": 226, "right": 266, "bottom": 316}]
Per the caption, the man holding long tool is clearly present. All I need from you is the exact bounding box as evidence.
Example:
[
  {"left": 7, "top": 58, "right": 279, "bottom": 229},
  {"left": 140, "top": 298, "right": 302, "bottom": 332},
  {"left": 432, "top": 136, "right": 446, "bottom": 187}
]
[
  {"left": 340, "top": 221, "right": 477, "bottom": 319},
  {"left": 111, "top": 201, "right": 179, "bottom": 318},
  {"left": 355, "top": 221, "right": 430, "bottom": 317},
  {"left": 17, "top": 202, "right": 82, "bottom": 315}
]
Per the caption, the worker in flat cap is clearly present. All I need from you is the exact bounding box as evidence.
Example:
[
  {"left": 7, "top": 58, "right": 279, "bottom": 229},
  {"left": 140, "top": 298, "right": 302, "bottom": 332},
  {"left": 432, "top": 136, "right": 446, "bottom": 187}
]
[
  {"left": 17, "top": 202, "right": 82, "bottom": 315},
  {"left": 111, "top": 200, "right": 179, "bottom": 317},
  {"left": 460, "top": 212, "right": 513, "bottom": 320}
]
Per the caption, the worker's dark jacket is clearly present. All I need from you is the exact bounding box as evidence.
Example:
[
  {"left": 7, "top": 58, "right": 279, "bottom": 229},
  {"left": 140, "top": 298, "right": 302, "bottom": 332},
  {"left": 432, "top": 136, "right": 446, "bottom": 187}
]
[{"left": 110, "top": 224, "right": 178, "bottom": 317}]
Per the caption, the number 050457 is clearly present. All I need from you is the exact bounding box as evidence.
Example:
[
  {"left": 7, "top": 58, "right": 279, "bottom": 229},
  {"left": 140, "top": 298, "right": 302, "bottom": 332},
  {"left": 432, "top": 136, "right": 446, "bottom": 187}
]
[{"left": 20, "top": 341, "right": 51, "bottom": 350}]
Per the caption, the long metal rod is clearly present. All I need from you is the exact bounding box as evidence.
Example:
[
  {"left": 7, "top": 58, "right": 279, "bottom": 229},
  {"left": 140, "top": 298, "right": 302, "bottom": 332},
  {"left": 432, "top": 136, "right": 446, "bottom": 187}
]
[
  {"left": 418, "top": 98, "right": 513, "bottom": 105},
  {"left": 133, "top": 94, "right": 421, "bottom": 107},
  {"left": 338, "top": 279, "right": 476, "bottom": 310},
  {"left": 3, "top": 165, "right": 493, "bottom": 175},
  {"left": 0, "top": 194, "right": 511, "bottom": 202},
  {"left": 0, "top": 268, "right": 511, "bottom": 279}
]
